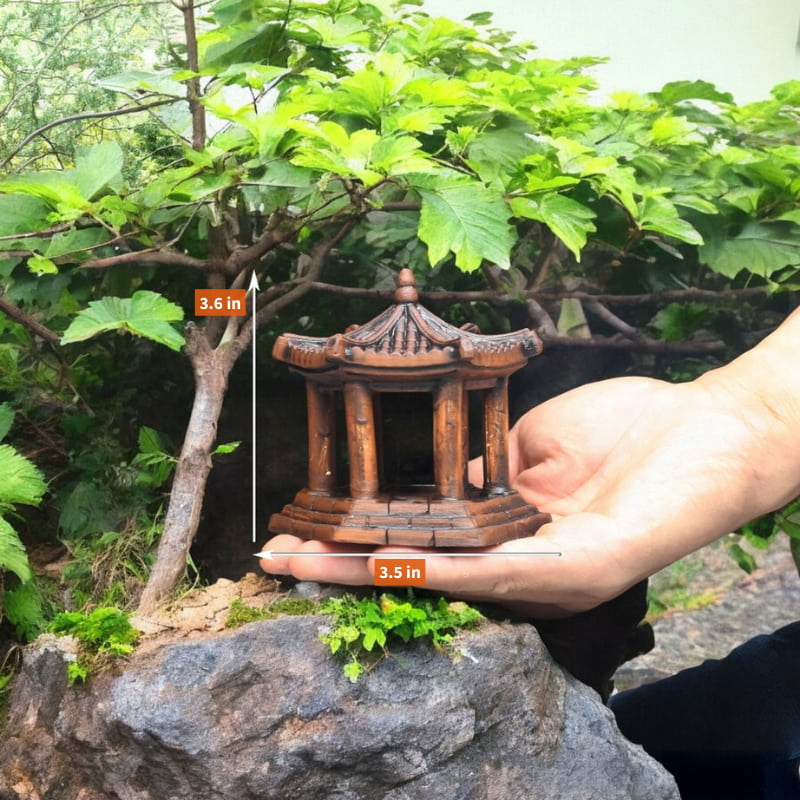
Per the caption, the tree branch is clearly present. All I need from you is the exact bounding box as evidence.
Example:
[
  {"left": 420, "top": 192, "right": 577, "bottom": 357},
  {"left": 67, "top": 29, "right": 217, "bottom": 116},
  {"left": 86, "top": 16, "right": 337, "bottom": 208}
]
[
  {"left": 535, "top": 287, "right": 769, "bottom": 306},
  {"left": 0, "top": 98, "right": 179, "bottom": 170},
  {"left": 226, "top": 226, "right": 293, "bottom": 275},
  {"left": 181, "top": 0, "right": 206, "bottom": 151},
  {"left": 298, "top": 282, "right": 770, "bottom": 307},
  {"left": 540, "top": 334, "right": 726, "bottom": 354},
  {"left": 525, "top": 297, "right": 558, "bottom": 337},
  {"left": 583, "top": 299, "right": 646, "bottom": 342},
  {"left": 80, "top": 248, "right": 211, "bottom": 272},
  {"left": 238, "top": 219, "right": 358, "bottom": 347}
]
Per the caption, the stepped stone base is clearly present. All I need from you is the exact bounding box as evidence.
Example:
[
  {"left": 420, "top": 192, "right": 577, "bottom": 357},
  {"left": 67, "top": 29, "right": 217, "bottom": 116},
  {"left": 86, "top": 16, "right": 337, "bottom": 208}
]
[{"left": 269, "top": 486, "right": 550, "bottom": 547}]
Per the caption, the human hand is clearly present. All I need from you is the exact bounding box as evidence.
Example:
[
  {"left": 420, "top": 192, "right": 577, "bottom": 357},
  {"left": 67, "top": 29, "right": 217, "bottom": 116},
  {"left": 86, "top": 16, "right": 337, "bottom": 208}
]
[{"left": 259, "top": 378, "right": 691, "bottom": 615}]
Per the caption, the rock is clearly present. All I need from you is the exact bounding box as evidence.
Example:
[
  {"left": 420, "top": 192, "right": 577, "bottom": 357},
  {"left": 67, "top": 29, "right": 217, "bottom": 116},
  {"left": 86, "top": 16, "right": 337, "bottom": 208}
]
[{"left": 0, "top": 616, "right": 679, "bottom": 800}]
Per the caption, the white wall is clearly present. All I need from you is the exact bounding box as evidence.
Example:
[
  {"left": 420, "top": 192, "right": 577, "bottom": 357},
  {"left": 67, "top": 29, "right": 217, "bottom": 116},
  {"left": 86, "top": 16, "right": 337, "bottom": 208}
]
[{"left": 421, "top": 0, "right": 800, "bottom": 103}]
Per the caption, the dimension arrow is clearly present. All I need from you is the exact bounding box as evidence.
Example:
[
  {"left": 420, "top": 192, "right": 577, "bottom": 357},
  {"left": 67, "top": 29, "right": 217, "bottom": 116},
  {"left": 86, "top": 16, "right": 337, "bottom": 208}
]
[
  {"left": 255, "top": 550, "right": 561, "bottom": 559},
  {"left": 249, "top": 271, "right": 260, "bottom": 544}
]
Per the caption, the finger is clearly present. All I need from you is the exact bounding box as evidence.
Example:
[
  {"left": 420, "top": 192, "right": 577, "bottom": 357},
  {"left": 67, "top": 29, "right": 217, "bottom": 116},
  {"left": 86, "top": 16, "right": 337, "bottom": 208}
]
[
  {"left": 288, "top": 539, "right": 374, "bottom": 586},
  {"left": 259, "top": 535, "right": 375, "bottom": 585},
  {"left": 258, "top": 534, "right": 306, "bottom": 574}
]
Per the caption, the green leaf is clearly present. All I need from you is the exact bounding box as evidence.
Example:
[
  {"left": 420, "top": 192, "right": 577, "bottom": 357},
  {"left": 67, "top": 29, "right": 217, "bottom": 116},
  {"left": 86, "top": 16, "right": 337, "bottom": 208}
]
[
  {"left": 0, "top": 194, "right": 53, "bottom": 236},
  {"left": 637, "top": 196, "right": 704, "bottom": 245},
  {"left": 465, "top": 127, "right": 535, "bottom": 186},
  {"left": 649, "top": 303, "right": 713, "bottom": 341},
  {"left": 0, "top": 173, "right": 87, "bottom": 216},
  {"left": 510, "top": 193, "right": 596, "bottom": 260},
  {"left": 61, "top": 291, "right": 186, "bottom": 351},
  {"left": 0, "top": 517, "right": 32, "bottom": 582},
  {"left": 73, "top": 142, "right": 125, "bottom": 201},
  {"left": 3, "top": 580, "right": 46, "bottom": 640},
  {"left": 138, "top": 426, "right": 167, "bottom": 454},
  {"left": 727, "top": 541, "right": 757, "bottom": 574},
  {"left": 96, "top": 70, "right": 184, "bottom": 97},
  {"left": 0, "top": 403, "right": 14, "bottom": 442},
  {"left": 45, "top": 228, "right": 112, "bottom": 259},
  {"left": 777, "top": 210, "right": 800, "bottom": 225},
  {"left": 27, "top": 255, "right": 59, "bottom": 275},
  {"left": 343, "top": 661, "right": 364, "bottom": 682},
  {"left": 212, "top": 441, "right": 241, "bottom": 455},
  {"left": 701, "top": 221, "right": 800, "bottom": 279},
  {"left": 0, "top": 443, "right": 46, "bottom": 508},
  {"left": 361, "top": 626, "right": 386, "bottom": 651},
  {"left": 654, "top": 80, "right": 734, "bottom": 106},
  {"left": 413, "top": 176, "right": 516, "bottom": 271}
]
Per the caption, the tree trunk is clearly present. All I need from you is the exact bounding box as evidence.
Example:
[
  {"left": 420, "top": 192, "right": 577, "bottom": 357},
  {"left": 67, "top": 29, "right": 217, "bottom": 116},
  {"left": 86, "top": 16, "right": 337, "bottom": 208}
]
[{"left": 137, "top": 325, "right": 240, "bottom": 615}]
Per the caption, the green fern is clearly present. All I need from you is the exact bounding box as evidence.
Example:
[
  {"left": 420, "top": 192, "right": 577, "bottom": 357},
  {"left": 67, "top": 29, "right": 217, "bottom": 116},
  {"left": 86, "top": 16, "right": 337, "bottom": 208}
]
[
  {"left": 0, "top": 440, "right": 46, "bottom": 583},
  {"left": 49, "top": 606, "right": 139, "bottom": 683},
  {"left": 0, "top": 413, "right": 48, "bottom": 637}
]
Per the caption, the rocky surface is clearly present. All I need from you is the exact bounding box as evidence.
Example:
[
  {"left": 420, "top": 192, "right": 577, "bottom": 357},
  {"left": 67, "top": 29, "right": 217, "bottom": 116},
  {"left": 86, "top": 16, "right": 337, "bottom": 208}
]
[
  {"left": 0, "top": 612, "right": 679, "bottom": 800},
  {"left": 614, "top": 539, "right": 800, "bottom": 690}
]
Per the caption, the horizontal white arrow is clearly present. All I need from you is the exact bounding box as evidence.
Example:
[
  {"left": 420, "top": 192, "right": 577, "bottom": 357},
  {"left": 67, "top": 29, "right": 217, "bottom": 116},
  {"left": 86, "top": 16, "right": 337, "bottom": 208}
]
[{"left": 255, "top": 550, "right": 561, "bottom": 559}]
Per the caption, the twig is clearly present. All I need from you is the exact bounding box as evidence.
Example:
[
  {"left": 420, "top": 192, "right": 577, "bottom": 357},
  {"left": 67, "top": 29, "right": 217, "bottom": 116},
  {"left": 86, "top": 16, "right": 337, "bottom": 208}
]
[
  {"left": 1, "top": 98, "right": 178, "bottom": 170},
  {"left": 244, "top": 219, "right": 358, "bottom": 343}
]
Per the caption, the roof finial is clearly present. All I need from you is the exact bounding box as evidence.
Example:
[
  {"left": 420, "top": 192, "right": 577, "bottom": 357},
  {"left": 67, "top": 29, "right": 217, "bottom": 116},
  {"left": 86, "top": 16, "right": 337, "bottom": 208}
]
[{"left": 394, "top": 268, "right": 419, "bottom": 303}]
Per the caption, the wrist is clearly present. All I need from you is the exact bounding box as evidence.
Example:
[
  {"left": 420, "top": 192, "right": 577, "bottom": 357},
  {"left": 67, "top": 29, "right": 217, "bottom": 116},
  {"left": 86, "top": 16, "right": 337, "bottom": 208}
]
[{"left": 695, "top": 315, "right": 800, "bottom": 516}]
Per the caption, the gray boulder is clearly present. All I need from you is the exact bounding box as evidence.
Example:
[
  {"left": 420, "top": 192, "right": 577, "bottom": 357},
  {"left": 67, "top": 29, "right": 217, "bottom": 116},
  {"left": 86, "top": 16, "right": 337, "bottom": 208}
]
[{"left": 0, "top": 617, "right": 678, "bottom": 800}]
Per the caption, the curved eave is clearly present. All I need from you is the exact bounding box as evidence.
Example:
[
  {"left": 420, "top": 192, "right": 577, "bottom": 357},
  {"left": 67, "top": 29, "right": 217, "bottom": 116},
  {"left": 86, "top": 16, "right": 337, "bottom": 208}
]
[{"left": 272, "top": 333, "right": 332, "bottom": 372}]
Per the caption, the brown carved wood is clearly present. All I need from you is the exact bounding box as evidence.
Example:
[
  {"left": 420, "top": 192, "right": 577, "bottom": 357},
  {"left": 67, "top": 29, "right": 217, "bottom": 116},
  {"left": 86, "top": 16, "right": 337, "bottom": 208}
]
[{"left": 268, "top": 269, "right": 550, "bottom": 547}]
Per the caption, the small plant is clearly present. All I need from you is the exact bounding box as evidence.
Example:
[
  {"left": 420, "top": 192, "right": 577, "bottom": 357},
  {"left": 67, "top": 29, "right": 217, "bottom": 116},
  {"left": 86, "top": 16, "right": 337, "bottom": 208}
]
[
  {"left": 647, "top": 554, "right": 723, "bottom": 619},
  {"left": 0, "top": 645, "right": 22, "bottom": 725},
  {"left": 49, "top": 606, "right": 139, "bottom": 684},
  {"left": 320, "top": 592, "right": 484, "bottom": 682}
]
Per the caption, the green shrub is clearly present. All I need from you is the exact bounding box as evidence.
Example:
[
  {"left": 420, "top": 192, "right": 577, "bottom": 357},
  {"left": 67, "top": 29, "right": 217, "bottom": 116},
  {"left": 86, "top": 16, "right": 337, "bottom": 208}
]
[
  {"left": 49, "top": 606, "right": 139, "bottom": 683},
  {"left": 320, "top": 592, "right": 484, "bottom": 682}
]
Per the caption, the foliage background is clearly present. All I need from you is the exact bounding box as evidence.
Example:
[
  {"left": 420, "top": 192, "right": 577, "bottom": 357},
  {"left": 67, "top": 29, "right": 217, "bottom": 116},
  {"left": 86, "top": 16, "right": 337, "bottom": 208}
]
[{"left": 0, "top": 0, "right": 797, "bottom": 632}]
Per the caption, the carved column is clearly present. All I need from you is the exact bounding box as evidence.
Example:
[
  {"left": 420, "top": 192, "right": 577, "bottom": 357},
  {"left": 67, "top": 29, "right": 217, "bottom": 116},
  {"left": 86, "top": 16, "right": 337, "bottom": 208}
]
[
  {"left": 483, "top": 377, "right": 510, "bottom": 495},
  {"left": 344, "top": 381, "right": 380, "bottom": 498},
  {"left": 433, "top": 379, "right": 467, "bottom": 499},
  {"left": 305, "top": 383, "right": 337, "bottom": 494}
]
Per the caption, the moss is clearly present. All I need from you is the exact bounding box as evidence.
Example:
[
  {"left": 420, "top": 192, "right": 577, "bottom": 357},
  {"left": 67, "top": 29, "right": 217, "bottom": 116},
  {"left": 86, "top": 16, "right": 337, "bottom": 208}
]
[{"left": 225, "top": 596, "right": 320, "bottom": 628}]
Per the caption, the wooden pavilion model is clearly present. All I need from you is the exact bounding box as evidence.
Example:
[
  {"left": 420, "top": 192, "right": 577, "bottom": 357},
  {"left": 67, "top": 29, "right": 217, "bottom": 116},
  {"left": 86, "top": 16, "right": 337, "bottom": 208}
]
[{"left": 268, "top": 269, "right": 550, "bottom": 547}]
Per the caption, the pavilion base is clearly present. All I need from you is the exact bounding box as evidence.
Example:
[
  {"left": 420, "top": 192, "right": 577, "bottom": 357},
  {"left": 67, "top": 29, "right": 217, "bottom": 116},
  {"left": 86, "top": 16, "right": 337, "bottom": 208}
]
[{"left": 268, "top": 487, "right": 551, "bottom": 547}]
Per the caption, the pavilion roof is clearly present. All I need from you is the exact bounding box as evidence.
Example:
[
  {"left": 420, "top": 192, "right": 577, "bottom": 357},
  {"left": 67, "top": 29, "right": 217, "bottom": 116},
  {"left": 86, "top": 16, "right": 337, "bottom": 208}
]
[{"left": 272, "top": 269, "right": 542, "bottom": 383}]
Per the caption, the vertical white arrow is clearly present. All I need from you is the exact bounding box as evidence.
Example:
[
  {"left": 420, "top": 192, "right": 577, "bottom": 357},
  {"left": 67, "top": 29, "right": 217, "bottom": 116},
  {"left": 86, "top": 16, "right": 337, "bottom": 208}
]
[{"left": 249, "top": 271, "right": 260, "bottom": 543}]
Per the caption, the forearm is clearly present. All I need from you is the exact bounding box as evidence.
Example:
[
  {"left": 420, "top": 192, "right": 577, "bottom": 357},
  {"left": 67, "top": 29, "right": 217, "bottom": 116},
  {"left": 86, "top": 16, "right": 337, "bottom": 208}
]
[{"left": 696, "top": 307, "right": 800, "bottom": 514}]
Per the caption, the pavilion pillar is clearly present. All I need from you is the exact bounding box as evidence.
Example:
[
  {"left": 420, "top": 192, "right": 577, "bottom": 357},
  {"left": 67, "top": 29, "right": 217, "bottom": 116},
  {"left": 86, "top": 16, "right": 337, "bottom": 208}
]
[
  {"left": 483, "top": 377, "right": 511, "bottom": 495},
  {"left": 433, "top": 379, "right": 467, "bottom": 499},
  {"left": 305, "top": 383, "right": 337, "bottom": 494},
  {"left": 344, "top": 381, "right": 380, "bottom": 498}
]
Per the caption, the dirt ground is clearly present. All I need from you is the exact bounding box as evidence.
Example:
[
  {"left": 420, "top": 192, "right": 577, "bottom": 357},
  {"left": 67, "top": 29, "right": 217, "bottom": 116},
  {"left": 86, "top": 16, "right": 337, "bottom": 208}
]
[{"left": 613, "top": 537, "right": 800, "bottom": 691}]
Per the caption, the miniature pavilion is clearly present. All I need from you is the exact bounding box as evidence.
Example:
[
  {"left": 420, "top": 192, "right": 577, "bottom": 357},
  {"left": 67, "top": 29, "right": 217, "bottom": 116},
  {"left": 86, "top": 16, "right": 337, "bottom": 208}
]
[{"left": 268, "top": 269, "right": 550, "bottom": 547}]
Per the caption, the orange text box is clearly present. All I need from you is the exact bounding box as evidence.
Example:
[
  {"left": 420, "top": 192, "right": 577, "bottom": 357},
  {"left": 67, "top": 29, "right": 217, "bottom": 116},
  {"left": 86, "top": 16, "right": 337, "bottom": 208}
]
[
  {"left": 374, "top": 558, "right": 426, "bottom": 587},
  {"left": 194, "top": 289, "right": 246, "bottom": 317}
]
